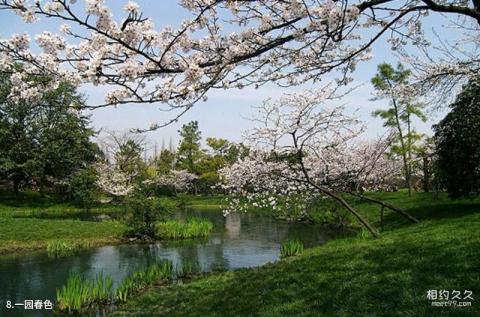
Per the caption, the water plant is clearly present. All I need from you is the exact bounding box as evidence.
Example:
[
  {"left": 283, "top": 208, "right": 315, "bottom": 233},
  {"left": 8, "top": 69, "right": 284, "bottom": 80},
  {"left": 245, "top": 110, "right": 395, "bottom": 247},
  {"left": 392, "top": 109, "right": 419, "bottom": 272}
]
[
  {"left": 176, "top": 260, "right": 201, "bottom": 278},
  {"left": 156, "top": 217, "right": 213, "bottom": 240},
  {"left": 56, "top": 272, "right": 115, "bottom": 312},
  {"left": 134, "top": 261, "right": 174, "bottom": 285},
  {"left": 116, "top": 261, "right": 174, "bottom": 302},
  {"left": 280, "top": 239, "right": 304, "bottom": 258},
  {"left": 56, "top": 272, "right": 93, "bottom": 313},
  {"left": 91, "top": 273, "right": 113, "bottom": 303},
  {"left": 46, "top": 239, "right": 82, "bottom": 258}
]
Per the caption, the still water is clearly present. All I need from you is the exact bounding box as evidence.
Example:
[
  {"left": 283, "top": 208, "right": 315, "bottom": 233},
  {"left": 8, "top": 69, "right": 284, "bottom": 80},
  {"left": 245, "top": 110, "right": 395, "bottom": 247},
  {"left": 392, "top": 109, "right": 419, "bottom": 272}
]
[{"left": 0, "top": 208, "right": 344, "bottom": 316}]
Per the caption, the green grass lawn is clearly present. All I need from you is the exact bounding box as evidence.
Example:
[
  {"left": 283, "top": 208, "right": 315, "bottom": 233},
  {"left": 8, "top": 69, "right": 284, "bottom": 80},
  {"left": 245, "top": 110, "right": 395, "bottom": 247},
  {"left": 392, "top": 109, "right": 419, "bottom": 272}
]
[
  {"left": 111, "top": 192, "right": 480, "bottom": 317},
  {"left": 177, "top": 194, "right": 226, "bottom": 208},
  {"left": 0, "top": 217, "right": 125, "bottom": 254},
  {"left": 0, "top": 190, "right": 125, "bottom": 254}
]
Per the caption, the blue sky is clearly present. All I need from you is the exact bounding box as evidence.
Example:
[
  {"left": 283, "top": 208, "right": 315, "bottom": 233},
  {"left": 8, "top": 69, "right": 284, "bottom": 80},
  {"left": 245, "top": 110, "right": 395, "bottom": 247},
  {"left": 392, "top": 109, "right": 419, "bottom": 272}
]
[{"left": 0, "top": 0, "right": 454, "bottom": 150}]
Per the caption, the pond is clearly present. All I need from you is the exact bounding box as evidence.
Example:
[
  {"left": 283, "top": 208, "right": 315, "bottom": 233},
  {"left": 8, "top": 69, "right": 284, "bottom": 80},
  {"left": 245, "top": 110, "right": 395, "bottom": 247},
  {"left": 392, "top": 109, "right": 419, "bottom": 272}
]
[{"left": 0, "top": 208, "right": 347, "bottom": 317}]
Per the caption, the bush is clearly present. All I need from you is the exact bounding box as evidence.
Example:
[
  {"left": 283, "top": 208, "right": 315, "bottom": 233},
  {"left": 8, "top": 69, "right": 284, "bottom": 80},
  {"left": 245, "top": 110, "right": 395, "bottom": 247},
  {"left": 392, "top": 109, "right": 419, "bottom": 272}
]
[
  {"left": 123, "top": 195, "right": 167, "bottom": 240},
  {"left": 70, "top": 166, "right": 98, "bottom": 211}
]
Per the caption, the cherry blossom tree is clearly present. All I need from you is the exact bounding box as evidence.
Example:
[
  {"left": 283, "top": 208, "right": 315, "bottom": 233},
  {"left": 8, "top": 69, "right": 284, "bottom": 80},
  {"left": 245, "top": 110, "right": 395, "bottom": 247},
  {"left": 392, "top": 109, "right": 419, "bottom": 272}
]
[
  {"left": 220, "top": 85, "right": 418, "bottom": 238},
  {"left": 0, "top": 0, "right": 478, "bottom": 129}
]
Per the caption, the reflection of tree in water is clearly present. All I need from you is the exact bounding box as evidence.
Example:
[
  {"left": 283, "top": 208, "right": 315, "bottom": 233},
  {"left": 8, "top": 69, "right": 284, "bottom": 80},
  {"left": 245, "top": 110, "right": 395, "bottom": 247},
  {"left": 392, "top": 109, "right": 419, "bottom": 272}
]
[
  {"left": 225, "top": 213, "right": 241, "bottom": 239},
  {"left": 283, "top": 223, "right": 347, "bottom": 248},
  {"left": 175, "top": 244, "right": 200, "bottom": 270},
  {"left": 237, "top": 213, "right": 290, "bottom": 243}
]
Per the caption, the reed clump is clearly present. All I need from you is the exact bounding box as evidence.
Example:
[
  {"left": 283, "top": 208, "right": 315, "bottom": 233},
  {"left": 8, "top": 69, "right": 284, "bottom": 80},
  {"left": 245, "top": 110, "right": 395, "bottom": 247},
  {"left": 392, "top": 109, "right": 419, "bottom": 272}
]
[
  {"left": 115, "top": 261, "right": 174, "bottom": 302},
  {"left": 57, "top": 261, "right": 174, "bottom": 312},
  {"left": 156, "top": 217, "right": 213, "bottom": 240},
  {"left": 46, "top": 240, "right": 83, "bottom": 258},
  {"left": 56, "top": 272, "right": 112, "bottom": 313},
  {"left": 280, "top": 239, "right": 304, "bottom": 258}
]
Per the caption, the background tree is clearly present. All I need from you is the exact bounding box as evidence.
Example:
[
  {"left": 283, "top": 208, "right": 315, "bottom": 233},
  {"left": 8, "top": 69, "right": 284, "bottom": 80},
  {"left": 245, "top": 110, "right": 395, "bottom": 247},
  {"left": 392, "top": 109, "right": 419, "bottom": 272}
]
[
  {"left": 433, "top": 78, "right": 480, "bottom": 198},
  {"left": 96, "top": 132, "right": 147, "bottom": 198},
  {"left": 155, "top": 149, "right": 176, "bottom": 175},
  {"left": 176, "top": 121, "right": 202, "bottom": 174},
  {"left": 0, "top": 71, "right": 97, "bottom": 196},
  {"left": 371, "top": 63, "right": 426, "bottom": 196},
  {"left": 414, "top": 137, "right": 436, "bottom": 193},
  {"left": 115, "top": 140, "right": 146, "bottom": 182},
  {"left": 207, "top": 137, "right": 250, "bottom": 165}
]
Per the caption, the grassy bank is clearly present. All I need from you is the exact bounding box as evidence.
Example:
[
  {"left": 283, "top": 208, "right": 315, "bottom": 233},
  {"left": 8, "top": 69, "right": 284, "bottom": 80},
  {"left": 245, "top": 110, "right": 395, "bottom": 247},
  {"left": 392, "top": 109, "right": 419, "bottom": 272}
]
[
  {"left": 0, "top": 191, "right": 221, "bottom": 254},
  {"left": 0, "top": 217, "right": 125, "bottom": 254},
  {"left": 0, "top": 190, "right": 125, "bottom": 254},
  {"left": 175, "top": 194, "right": 225, "bottom": 209},
  {"left": 111, "top": 193, "right": 480, "bottom": 317}
]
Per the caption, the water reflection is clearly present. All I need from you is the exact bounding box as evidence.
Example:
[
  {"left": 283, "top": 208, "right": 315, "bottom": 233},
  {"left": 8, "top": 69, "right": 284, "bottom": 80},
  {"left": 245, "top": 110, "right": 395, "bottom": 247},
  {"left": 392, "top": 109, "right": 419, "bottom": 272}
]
[{"left": 0, "top": 208, "right": 346, "bottom": 317}]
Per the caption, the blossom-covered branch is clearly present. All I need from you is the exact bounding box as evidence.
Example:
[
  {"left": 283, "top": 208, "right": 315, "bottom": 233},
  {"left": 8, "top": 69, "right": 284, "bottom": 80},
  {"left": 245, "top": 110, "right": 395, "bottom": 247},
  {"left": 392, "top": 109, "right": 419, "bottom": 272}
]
[{"left": 1, "top": 0, "right": 478, "bottom": 128}]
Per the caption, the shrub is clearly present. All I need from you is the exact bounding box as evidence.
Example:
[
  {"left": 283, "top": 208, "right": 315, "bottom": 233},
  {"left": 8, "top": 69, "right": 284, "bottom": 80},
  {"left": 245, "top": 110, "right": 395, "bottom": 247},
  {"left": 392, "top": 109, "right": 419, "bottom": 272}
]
[
  {"left": 280, "top": 239, "right": 304, "bottom": 258},
  {"left": 156, "top": 217, "right": 213, "bottom": 240},
  {"left": 123, "top": 195, "right": 167, "bottom": 240}
]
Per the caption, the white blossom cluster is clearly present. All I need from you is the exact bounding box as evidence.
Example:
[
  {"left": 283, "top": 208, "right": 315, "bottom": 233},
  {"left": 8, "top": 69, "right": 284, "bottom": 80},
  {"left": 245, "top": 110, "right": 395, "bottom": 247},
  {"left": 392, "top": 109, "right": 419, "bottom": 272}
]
[
  {"left": 153, "top": 170, "right": 198, "bottom": 192},
  {"left": 95, "top": 162, "right": 136, "bottom": 197},
  {"left": 1, "top": 0, "right": 478, "bottom": 125},
  {"left": 0, "top": 0, "right": 373, "bottom": 129}
]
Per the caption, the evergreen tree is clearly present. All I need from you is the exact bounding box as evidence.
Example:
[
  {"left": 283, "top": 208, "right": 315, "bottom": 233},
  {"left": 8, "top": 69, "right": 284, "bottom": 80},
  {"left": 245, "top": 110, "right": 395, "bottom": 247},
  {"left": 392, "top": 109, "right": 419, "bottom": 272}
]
[
  {"left": 434, "top": 78, "right": 480, "bottom": 198},
  {"left": 177, "top": 121, "right": 202, "bottom": 173},
  {"left": 371, "top": 63, "right": 426, "bottom": 196},
  {"left": 0, "top": 71, "right": 98, "bottom": 195}
]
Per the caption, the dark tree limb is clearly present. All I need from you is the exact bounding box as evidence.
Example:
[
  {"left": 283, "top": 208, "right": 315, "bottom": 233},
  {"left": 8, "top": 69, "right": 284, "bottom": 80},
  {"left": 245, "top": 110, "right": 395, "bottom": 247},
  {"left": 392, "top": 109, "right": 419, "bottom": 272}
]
[
  {"left": 346, "top": 191, "right": 419, "bottom": 223},
  {"left": 314, "top": 185, "right": 381, "bottom": 239}
]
